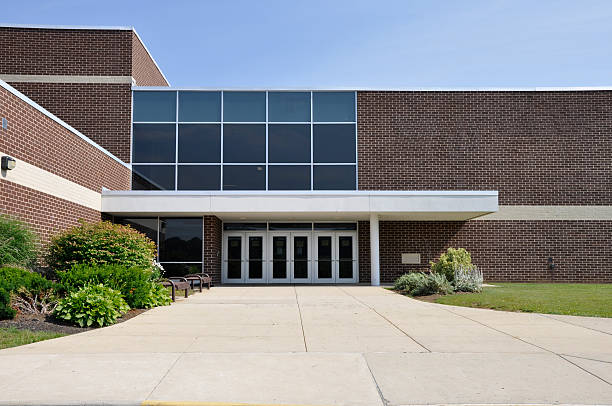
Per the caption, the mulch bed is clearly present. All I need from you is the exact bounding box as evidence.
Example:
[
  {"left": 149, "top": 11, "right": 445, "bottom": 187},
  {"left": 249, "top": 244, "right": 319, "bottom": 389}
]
[
  {"left": 392, "top": 289, "right": 472, "bottom": 303},
  {"left": 0, "top": 308, "right": 149, "bottom": 335}
]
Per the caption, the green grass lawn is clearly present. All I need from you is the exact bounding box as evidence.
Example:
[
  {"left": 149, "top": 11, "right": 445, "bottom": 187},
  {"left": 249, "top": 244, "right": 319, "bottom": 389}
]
[
  {"left": 0, "top": 327, "right": 66, "bottom": 350},
  {"left": 435, "top": 283, "right": 612, "bottom": 318}
]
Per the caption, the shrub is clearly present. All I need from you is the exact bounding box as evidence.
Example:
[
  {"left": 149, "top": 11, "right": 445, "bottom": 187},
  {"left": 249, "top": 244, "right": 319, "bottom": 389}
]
[
  {"left": 0, "top": 215, "right": 37, "bottom": 268},
  {"left": 394, "top": 272, "right": 454, "bottom": 296},
  {"left": 0, "top": 267, "right": 57, "bottom": 319},
  {"left": 454, "top": 265, "right": 483, "bottom": 292},
  {"left": 57, "top": 264, "right": 170, "bottom": 309},
  {"left": 54, "top": 284, "right": 129, "bottom": 327},
  {"left": 46, "top": 220, "right": 156, "bottom": 271},
  {"left": 10, "top": 287, "right": 58, "bottom": 315},
  {"left": 430, "top": 248, "right": 473, "bottom": 282},
  {"left": 0, "top": 288, "right": 15, "bottom": 319}
]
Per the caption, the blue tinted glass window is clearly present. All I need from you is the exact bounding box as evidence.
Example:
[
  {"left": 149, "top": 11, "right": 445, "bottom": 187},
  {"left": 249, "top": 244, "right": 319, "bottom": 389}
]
[
  {"left": 313, "top": 165, "right": 356, "bottom": 190},
  {"left": 159, "top": 218, "right": 202, "bottom": 262},
  {"left": 223, "top": 124, "right": 266, "bottom": 163},
  {"left": 223, "top": 165, "right": 266, "bottom": 190},
  {"left": 132, "top": 124, "right": 176, "bottom": 163},
  {"left": 223, "top": 92, "right": 266, "bottom": 122},
  {"left": 178, "top": 124, "right": 221, "bottom": 163},
  {"left": 178, "top": 91, "right": 221, "bottom": 122},
  {"left": 177, "top": 165, "right": 220, "bottom": 190},
  {"left": 313, "top": 92, "right": 355, "bottom": 122},
  {"left": 133, "top": 91, "right": 176, "bottom": 122},
  {"left": 313, "top": 124, "right": 356, "bottom": 163},
  {"left": 268, "top": 92, "right": 311, "bottom": 122},
  {"left": 268, "top": 165, "right": 311, "bottom": 190},
  {"left": 268, "top": 124, "right": 310, "bottom": 163},
  {"left": 132, "top": 165, "right": 175, "bottom": 190}
]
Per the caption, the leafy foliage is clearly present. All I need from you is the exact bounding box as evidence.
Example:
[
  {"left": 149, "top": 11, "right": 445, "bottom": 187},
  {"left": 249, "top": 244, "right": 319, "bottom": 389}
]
[
  {"left": 0, "top": 215, "right": 37, "bottom": 268},
  {"left": 393, "top": 272, "right": 454, "bottom": 296},
  {"left": 57, "top": 264, "right": 170, "bottom": 309},
  {"left": 0, "top": 267, "right": 58, "bottom": 320},
  {"left": 46, "top": 220, "right": 156, "bottom": 271},
  {"left": 10, "top": 286, "right": 58, "bottom": 315},
  {"left": 454, "top": 265, "right": 483, "bottom": 292},
  {"left": 430, "top": 248, "right": 473, "bottom": 282},
  {"left": 54, "top": 284, "right": 129, "bottom": 327}
]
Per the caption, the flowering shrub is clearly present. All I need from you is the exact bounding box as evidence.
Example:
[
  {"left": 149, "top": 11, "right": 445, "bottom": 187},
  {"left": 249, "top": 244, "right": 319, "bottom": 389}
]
[
  {"left": 430, "top": 248, "right": 473, "bottom": 282},
  {"left": 54, "top": 284, "right": 129, "bottom": 327},
  {"left": 46, "top": 220, "right": 156, "bottom": 271}
]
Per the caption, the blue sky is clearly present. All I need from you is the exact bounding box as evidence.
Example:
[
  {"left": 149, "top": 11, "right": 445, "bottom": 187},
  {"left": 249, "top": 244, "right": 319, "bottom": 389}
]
[{"left": 3, "top": 0, "right": 612, "bottom": 87}]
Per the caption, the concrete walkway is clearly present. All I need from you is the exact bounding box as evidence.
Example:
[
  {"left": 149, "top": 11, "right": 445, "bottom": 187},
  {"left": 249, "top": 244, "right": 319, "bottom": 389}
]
[{"left": 1, "top": 286, "right": 611, "bottom": 406}]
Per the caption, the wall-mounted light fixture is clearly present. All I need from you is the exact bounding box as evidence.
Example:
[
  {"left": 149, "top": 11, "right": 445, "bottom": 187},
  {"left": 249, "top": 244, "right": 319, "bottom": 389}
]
[
  {"left": 1, "top": 156, "right": 16, "bottom": 170},
  {"left": 547, "top": 257, "right": 555, "bottom": 270}
]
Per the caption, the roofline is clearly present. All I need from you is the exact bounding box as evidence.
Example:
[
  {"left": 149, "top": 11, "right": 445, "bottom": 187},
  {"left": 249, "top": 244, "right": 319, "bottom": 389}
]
[
  {"left": 0, "top": 79, "right": 130, "bottom": 169},
  {"left": 132, "top": 86, "right": 612, "bottom": 92},
  {"left": 0, "top": 23, "right": 170, "bottom": 86},
  {"left": 0, "top": 23, "right": 133, "bottom": 30},
  {"left": 132, "top": 29, "right": 171, "bottom": 86}
]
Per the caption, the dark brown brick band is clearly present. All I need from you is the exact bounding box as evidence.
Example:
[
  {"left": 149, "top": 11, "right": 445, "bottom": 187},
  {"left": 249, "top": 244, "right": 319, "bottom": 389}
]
[
  {"left": 357, "top": 91, "right": 612, "bottom": 205},
  {"left": 358, "top": 220, "right": 612, "bottom": 283},
  {"left": 204, "top": 215, "right": 222, "bottom": 285}
]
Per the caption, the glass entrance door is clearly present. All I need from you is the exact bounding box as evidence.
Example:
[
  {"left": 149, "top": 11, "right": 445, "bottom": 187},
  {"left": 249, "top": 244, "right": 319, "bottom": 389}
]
[
  {"left": 245, "top": 233, "right": 266, "bottom": 283},
  {"left": 223, "top": 232, "right": 244, "bottom": 283},
  {"left": 336, "top": 233, "right": 358, "bottom": 283},
  {"left": 314, "top": 233, "right": 335, "bottom": 283},
  {"left": 269, "top": 233, "right": 290, "bottom": 283},
  {"left": 313, "top": 232, "right": 358, "bottom": 283},
  {"left": 291, "top": 233, "right": 311, "bottom": 283}
]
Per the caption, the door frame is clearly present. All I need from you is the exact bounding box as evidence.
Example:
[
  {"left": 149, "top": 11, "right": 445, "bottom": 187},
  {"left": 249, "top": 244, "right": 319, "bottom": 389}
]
[
  {"left": 245, "top": 232, "right": 267, "bottom": 284},
  {"left": 335, "top": 231, "right": 359, "bottom": 284},
  {"left": 268, "top": 232, "right": 291, "bottom": 283},
  {"left": 313, "top": 232, "right": 336, "bottom": 284},
  {"left": 290, "top": 232, "right": 312, "bottom": 283},
  {"left": 222, "top": 231, "right": 245, "bottom": 284}
]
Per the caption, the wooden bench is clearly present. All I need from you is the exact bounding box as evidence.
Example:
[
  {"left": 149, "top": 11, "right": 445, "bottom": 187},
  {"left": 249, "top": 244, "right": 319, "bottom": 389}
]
[{"left": 161, "top": 278, "right": 190, "bottom": 302}]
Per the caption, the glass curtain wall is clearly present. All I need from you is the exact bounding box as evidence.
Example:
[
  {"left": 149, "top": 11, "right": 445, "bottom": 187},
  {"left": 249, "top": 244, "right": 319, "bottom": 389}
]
[{"left": 132, "top": 90, "right": 356, "bottom": 191}]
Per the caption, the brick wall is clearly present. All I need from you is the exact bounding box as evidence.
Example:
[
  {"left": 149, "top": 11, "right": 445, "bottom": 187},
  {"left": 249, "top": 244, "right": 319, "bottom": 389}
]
[
  {"left": 357, "top": 91, "right": 612, "bottom": 205},
  {"left": 0, "top": 181, "right": 101, "bottom": 251},
  {"left": 132, "top": 32, "right": 169, "bottom": 86},
  {"left": 8, "top": 82, "right": 133, "bottom": 163},
  {"left": 204, "top": 215, "right": 222, "bottom": 285},
  {"left": 0, "top": 85, "right": 130, "bottom": 192},
  {"left": 358, "top": 220, "right": 612, "bottom": 283},
  {"left": 0, "top": 28, "right": 132, "bottom": 76}
]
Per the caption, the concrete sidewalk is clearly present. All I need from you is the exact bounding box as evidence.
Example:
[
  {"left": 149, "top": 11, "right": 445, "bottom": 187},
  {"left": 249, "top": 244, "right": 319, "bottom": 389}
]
[{"left": 0, "top": 286, "right": 611, "bottom": 406}]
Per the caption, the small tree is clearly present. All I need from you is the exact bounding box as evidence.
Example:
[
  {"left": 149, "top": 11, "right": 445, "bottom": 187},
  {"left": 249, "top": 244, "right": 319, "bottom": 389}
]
[
  {"left": 0, "top": 214, "right": 37, "bottom": 268},
  {"left": 430, "top": 247, "right": 473, "bottom": 283},
  {"left": 46, "top": 220, "right": 156, "bottom": 271}
]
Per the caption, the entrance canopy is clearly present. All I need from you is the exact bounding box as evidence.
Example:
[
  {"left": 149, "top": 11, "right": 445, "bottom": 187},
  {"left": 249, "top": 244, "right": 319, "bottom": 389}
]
[{"left": 101, "top": 190, "right": 498, "bottom": 220}]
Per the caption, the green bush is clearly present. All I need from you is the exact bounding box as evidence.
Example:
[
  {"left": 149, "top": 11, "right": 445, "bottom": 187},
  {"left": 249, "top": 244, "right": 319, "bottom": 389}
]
[
  {"left": 0, "top": 215, "right": 37, "bottom": 268},
  {"left": 0, "top": 267, "right": 58, "bottom": 320},
  {"left": 46, "top": 220, "right": 156, "bottom": 271},
  {"left": 54, "top": 284, "right": 129, "bottom": 327},
  {"left": 0, "top": 288, "right": 15, "bottom": 319},
  {"left": 394, "top": 272, "right": 454, "bottom": 296},
  {"left": 430, "top": 248, "right": 473, "bottom": 282},
  {"left": 57, "top": 264, "right": 170, "bottom": 309}
]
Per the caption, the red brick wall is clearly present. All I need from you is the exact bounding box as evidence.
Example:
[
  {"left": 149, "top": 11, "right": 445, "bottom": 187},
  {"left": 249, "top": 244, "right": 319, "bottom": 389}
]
[
  {"left": 0, "top": 28, "right": 132, "bottom": 76},
  {"left": 0, "top": 181, "right": 101, "bottom": 251},
  {"left": 358, "top": 220, "right": 612, "bottom": 283},
  {"left": 132, "top": 32, "right": 169, "bottom": 86},
  {"left": 204, "top": 216, "right": 222, "bottom": 285},
  {"left": 0, "top": 85, "right": 130, "bottom": 192},
  {"left": 357, "top": 91, "right": 612, "bottom": 205},
  {"left": 8, "top": 82, "right": 133, "bottom": 163}
]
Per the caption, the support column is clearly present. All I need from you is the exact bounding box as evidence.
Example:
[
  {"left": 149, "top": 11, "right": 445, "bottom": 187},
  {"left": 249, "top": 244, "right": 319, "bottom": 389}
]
[{"left": 369, "top": 213, "right": 380, "bottom": 286}]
